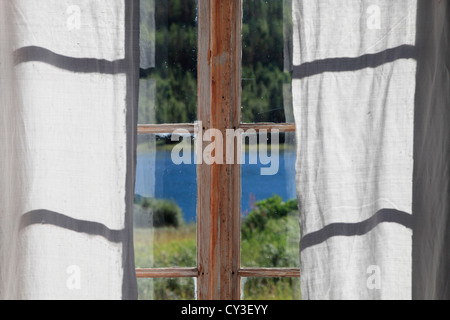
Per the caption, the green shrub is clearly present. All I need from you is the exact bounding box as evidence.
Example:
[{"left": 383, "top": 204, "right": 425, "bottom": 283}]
[
  {"left": 134, "top": 196, "right": 185, "bottom": 228},
  {"left": 135, "top": 195, "right": 300, "bottom": 300},
  {"left": 240, "top": 195, "right": 300, "bottom": 299},
  {"left": 241, "top": 195, "right": 298, "bottom": 239}
]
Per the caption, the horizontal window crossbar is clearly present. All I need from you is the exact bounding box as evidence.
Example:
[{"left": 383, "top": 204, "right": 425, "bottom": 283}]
[
  {"left": 238, "top": 268, "right": 300, "bottom": 278},
  {"left": 136, "top": 268, "right": 300, "bottom": 279},
  {"left": 136, "top": 268, "right": 199, "bottom": 279},
  {"left": 137, "top": 123, "right": 296, "bottom": 135}
]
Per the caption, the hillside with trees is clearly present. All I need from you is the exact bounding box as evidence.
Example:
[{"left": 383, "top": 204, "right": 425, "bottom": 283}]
[{"left": 139, "top": 0, "right": 291, "bottom": 124}]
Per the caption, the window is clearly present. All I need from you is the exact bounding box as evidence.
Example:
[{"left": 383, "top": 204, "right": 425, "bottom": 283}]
[{"left": 135, "top": 0, "right": 299, "bottom": 300}]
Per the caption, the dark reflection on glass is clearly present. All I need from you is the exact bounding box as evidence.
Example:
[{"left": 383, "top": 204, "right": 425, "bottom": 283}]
[
  {"left": 242, "top": 0, "right": 293, "bottom": 123},
  {"left": 139, "top": 0, "right": 197, "bottom": 124}
]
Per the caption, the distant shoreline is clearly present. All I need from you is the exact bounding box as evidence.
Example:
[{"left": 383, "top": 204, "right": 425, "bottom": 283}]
[{"left": 137, "top": 141, "right": 296, "bottom": 154}]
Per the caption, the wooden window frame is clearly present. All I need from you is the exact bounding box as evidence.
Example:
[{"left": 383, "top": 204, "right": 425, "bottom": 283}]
[{"left": 136, "top": 0, "right": 299, "bottom": 300}]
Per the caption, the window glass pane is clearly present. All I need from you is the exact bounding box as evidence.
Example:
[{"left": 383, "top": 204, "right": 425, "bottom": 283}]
[
  {"left": 241, "top": 0, "right": 293, "bottom": 123},
  {"left": 139, "top": 0, "right": 197, "bottom": 124},
  {"left": 241, "top": 132, "right": 299, "bottom": 268},
  {"left": 242, "top": 277, "right": 301, "bottom": 300},
  {"left": 138, "top": 278, "right": 196, "bottom": 300},
  {"left": 134, "top": 134, "right": 197, "bottom": 268}
]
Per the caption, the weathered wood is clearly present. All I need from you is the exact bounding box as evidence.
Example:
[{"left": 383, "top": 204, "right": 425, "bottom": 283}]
[
  {"left": 135, "top": 267, "right": 300, "bottom": 279},
  {"left": 196, "top": 0, "right": 242, "bottom": 300},
  {"left": 238, "top": 268, "right": 301, "bottom": 278},
  {"left": 240, "top": 123, "right": 296, "bottom": 133},
  {"left": 137, "top": 123, "right": 195, "bottom": 134},
  {"left": 230, "top": 0, "right": 243, "bottom": 301},
  {"left": 196, "top": 0, "right": 213, "bottom": 301},
  {"left": 137, "top": 123, "right": 295, "bottom": 135},
  {"left": 210, "top": 0, "right": 232, "bottom": 300},
  {"left": 136, "top": 268, "right": 199, "bottom": 279}
]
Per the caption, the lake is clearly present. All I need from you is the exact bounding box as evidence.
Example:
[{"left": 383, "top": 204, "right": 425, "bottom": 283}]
[{"left": 135, "top": 148, "right": 297, "bottom": 223}]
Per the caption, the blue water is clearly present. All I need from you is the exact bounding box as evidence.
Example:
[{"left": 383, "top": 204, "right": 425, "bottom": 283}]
[{"left": 135, "top": 149, "right": 297, "bottom": 223}]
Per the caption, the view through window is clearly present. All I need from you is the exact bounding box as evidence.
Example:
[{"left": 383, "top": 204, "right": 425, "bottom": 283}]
[{"left": 134, "top": 0, "right": 300, "bottom": 300}]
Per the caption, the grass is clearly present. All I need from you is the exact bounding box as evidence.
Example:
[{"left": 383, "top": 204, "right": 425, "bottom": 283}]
[
  {"left": 134, "top": 195, "right": 301, "bottom": 300},
  {"left": 135, "top": 225, "right": 197, "bottom": 301},
  {"left": 242, "top": 277, "right": 301, "bottom": 300},
  {"left": 134, "top": 224, "right": 197, "bottom": 269}
]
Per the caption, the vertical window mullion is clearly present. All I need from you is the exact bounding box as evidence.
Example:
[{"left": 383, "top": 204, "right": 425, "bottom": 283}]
[
  {"left": 231, "top": 0, "right": 243, "bottom": 300},
  {"left": 196, "top": 0, "right": 242, "bottom": 300},
  {"left": 196, "top": 0, "right": 212, "bottom": 300}
]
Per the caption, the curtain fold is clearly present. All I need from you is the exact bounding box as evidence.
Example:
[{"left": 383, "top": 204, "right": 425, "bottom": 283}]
[
  {"left": 293, "top": 0, "right": 450, "bottom": 300},
  {"left": 412, "top": 0, "right": 450, "bottom": 300},
  {"left": 0, "top": 0, "right": 139, "bottom": 300}
]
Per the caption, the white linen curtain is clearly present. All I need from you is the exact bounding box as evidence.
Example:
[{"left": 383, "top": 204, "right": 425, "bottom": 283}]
[
  {"left": 0, "top": 0, "right": 139, "bottom": 299},
  {"left": 2, "top": 0, "right": 449, "bottom": 301},
  {"left": 293, "top": 0, "right": 450, "bottom": 300}
]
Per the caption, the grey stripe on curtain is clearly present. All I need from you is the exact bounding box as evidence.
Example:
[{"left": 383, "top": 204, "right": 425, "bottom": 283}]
[
  {"left": 293, "top": 0, "right": 450, "bottom": 300},
  {"left": 0, "top": 0, "right": 139, "bottom": 300}
]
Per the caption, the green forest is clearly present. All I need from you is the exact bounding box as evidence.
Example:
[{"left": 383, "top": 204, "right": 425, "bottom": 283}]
[{"left": 139, "top": 0, "right": 292, "bottom": 124}]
